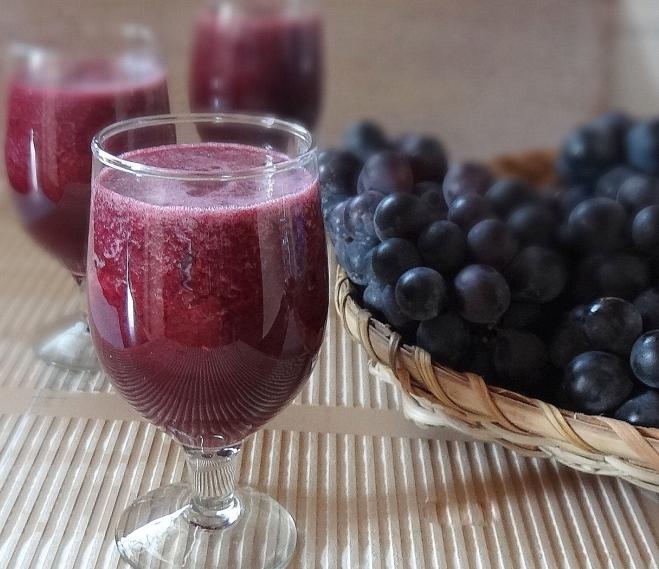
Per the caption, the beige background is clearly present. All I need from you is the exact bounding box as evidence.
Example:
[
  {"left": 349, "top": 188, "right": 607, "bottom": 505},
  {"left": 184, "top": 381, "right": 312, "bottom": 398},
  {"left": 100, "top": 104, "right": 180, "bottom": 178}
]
[{"left": 1, "top": 0, "right": 616, "bottom": 159}]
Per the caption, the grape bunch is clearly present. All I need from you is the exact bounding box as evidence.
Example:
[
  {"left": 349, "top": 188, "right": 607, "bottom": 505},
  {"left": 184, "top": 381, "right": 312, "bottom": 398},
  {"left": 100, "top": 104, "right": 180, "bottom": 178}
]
[{"left": 321, "top": 116, "right": 659, "bottom": 428}]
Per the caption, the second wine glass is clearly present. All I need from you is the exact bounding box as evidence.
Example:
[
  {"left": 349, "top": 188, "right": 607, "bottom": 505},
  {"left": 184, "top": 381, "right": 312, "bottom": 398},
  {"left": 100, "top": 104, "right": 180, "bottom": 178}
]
[
  {"left": 3, "top": 24, "right": 171, "bottom": 371},
  {"left": 189, "top": 0, "right": 323, "bottom": 131}
]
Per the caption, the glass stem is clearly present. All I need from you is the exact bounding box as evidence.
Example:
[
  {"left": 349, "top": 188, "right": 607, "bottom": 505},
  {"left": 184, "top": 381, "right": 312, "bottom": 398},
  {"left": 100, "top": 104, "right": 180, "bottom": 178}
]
[
  {"left": 184, "top": 444, "right": 243, "bottom": 529},
  {"left": 73, "top": 274, "right": 89, "bottom": 323}
]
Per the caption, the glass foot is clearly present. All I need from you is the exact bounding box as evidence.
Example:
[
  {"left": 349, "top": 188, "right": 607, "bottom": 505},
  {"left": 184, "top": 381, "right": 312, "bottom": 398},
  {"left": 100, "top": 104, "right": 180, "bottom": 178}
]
[
  {"left": 116, "top": 484, "right": 297, "bottom": 569},
  {"left": 33, "top": 313, "right": 99, "bottom": 372}
]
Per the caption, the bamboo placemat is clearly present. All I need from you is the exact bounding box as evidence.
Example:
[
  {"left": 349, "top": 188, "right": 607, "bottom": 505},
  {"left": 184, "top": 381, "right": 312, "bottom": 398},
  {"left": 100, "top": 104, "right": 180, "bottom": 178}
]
[{"left": 0, "top": 197, "right": 657, "bottom": 569}]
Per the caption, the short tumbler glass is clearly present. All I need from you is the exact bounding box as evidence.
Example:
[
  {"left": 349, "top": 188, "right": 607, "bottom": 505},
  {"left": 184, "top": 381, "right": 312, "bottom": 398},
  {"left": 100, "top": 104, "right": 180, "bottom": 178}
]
[{"left": 88, "top": 113, "right": 327, "bottom": 568}]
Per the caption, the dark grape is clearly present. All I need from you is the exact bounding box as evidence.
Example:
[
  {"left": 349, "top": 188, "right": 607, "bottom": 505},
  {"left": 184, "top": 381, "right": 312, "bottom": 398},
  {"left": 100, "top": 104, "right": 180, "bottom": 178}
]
[
  {"left": 594, "top": 165, "right": 635, "bottom": 200},
  {"left": 319, "top": 149, "right": 361, "bottom": 192},
  {"left": 630, "top": 331, "right": 659, "bottom": 388},
  {"left": 584, "top": 297, "right": 642, "bottom": 355},
  {"left": 362, "top": 280, "right": 412, "bottom": 329},
  {"left": 318, "top": 148, "right": 338, "bottom": 168},
  {"left": 325, "top": 200, "right": 352, "bottom": 245},
  {"left": 362, "top": 280, "right": 385, "bottom": 313},
  {"left": 632, "top": 205, "right": 659, "bottom": 253},
  {"left": 562, "top": 351, "right": 634, "bottom": 413},
  {"left": 395, "top": 267, "right": 447, "bottom": 321},
  {"left": 416, "top": 312, "right": 470, "bottom": 367},
  {"left": 343, "top": 191, "right": 384, "bottom": 241},
  {"left": 555, "top": 223, "right": 576, "bottom": 251},
  {"left": 375, "top": 192, "right": 429, "bottom": 239},
  {"left": 568, "top": 304, "right": 588, "bottom": 324},
  {"left": 454, "top": 264, "right": 511, "bottom": 324},
  {"left": 467, "top": 219, "right": 518, "bottom": 269},
  {"left": 485, "top": 178, "right": 535, "bottom": 217},
  {"left": 343, "top": 121, "right": 389, "bottom": 162},
  {"left": 335, "top": 238, "right": 377, "bottom": 286},
  {"left": 614, "top": 390, "right": 659, "bottom": 428},
  {"left": 448, "top": 194, "right": 495, "bottom": 230},
  {"left": 634, "top": 288, "right": 659, "bottom": 332},
  {"left": 507, "top": 203, "right": 557, "bottom": 246},
  {"left": 414, "top": 182, "right": 448, "bottom": 220},
  {"left": 591, "top": 111, "right": 633, "bottom": 167},
  {"left": 442, "top": 162, "right": 494, "bottom": 206},
  {"left": 397, "top": 134, "right": 448, "bottom": 183},
  {"left": 566, "top": 197, "right": 627, "bottom": 252},
  {"left": 626, "top": 119, "right": 659, "bottom": 175},
  {"left": 494, "top": 329, "right": 550, "bottom": 392},
  {"left": 592, "top": 110, "right": 633, "bottom": 149},
  {"left": 550, "top": 321, "right": 592, "bottom": 369},
  {"left": 557, "top": 124, "right": 622, "bottom": 183},
  {"left": 412, "top": 180, "right": 443, "bottom": 198},
  {"left": 537, "top": 294, "right": 572, "bottom": 330},
  {"left": 321, "top": 191, "right": 351, "bottom": 222},
  {"left": 546, "top": 185, "right": 592, "bottom": 219},
  {"left": 464, "top": 334, "right": 497, "bottom": 383},
  {"left": 594, "top": 253, "right": 649, "bottom": 300},
  {"left": 500, "top": 301, "right": 544, "bottom": 330},
  {"left": 571, "top": 253, "right": 605, "bottom": 304},
  {"left": 505, "top": 246, "right": 567, "bottom": 303},
  {"left": 371, "top": 238, "right": 422, "bottom": 285},
  {"left": 538, "top": 185, "right": 563, "bottom": 215},
  {"left": 357, "top": 150, "right": 414, "bottom": 195},
  {"left": 417, "top": 220, "right": 466, "bottom": 274},
  {"left": 616, "top": 173, "right": 659, "bottom": 214}
]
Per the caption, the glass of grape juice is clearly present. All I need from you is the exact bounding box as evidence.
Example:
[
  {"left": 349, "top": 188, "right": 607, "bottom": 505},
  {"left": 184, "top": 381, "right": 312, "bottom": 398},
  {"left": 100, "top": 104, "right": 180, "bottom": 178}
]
[
  {"left": 88, "top": 114, "right": 328, "bottom": 568},
  {"left": 189, "top": 0, "right": 323, "bottom": 131},
  {"left": 3, "top": 24, "right": 171, "bottom": 371}
]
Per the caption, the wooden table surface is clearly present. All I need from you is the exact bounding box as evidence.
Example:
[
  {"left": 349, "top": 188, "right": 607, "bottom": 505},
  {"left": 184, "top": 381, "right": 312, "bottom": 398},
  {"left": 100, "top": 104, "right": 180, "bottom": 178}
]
[{"left": 0, "top": 1, "right": 658, "bottom": 568}]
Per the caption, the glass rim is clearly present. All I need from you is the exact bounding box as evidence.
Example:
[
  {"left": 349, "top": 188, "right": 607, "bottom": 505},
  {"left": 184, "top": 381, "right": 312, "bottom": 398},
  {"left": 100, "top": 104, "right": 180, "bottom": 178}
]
[
  {"left": 91, "top": 113, "right": 316, "bottom": 182},
  {"left": 8, "top": 22, "right": 158, "bottom": 60},
  {"left": 202, "top": 0, "right": 320, "bottom": 17}
]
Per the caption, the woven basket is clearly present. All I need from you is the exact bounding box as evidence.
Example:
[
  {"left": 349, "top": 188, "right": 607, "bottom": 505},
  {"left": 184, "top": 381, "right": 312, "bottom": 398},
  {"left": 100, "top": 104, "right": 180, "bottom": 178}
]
[{"left": 334, "top": 149, "right": 659, "bottom": 492}]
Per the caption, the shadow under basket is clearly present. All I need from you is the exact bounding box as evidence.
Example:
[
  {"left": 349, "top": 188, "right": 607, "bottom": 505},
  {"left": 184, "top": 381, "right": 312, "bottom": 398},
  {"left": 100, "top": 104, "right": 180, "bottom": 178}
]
[{"left": 334, "top": 149, "right": 659, "bottom": 493}]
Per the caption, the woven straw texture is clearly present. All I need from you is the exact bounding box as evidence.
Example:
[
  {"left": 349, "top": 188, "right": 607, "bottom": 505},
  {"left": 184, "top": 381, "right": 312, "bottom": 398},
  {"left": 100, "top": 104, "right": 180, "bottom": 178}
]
[{"left": 335, "top": 150, "right": 659, "bottom": 494}]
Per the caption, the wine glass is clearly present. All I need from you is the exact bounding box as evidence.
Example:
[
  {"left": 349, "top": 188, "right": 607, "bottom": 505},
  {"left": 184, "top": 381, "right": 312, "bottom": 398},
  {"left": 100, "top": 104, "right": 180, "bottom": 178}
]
[
  {"left": 3, "top": 24, "right": 171, "bottom": 371},
  {"left": 189, "top": 0, "right": 323, "bottom": 131},
  {"left": 88, "top": 113, "right": 328, "bottom": 568}
]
